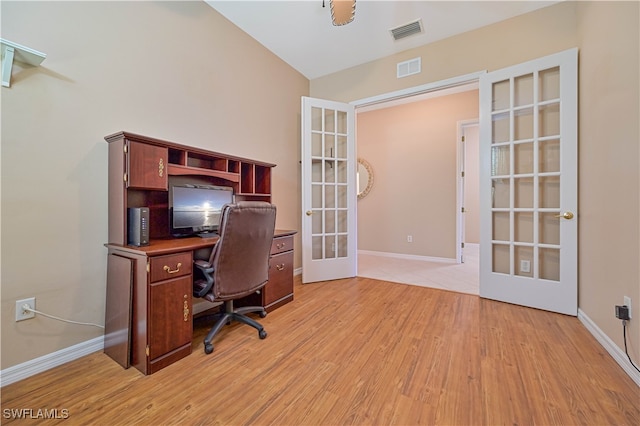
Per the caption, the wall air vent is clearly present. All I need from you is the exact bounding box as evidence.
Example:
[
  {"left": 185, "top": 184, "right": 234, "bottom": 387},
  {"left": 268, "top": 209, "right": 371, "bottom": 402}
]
[
  {"left": 390, "top": 19, "right": 423, "bottom": 41},
  {"left": 397, "top": 57, "right": 421, "bottom": 79}
]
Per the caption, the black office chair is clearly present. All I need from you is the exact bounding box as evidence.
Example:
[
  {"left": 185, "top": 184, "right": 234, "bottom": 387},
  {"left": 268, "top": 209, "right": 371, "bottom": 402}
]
[{"left": 193, "top": 201, "right": 276, "bottom": 354}]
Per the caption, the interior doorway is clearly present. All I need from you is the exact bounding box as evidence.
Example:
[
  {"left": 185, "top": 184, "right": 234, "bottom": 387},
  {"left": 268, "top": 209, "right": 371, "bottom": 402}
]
[{"left": 354, "top": 73, "right": 482, "bottom": 294}]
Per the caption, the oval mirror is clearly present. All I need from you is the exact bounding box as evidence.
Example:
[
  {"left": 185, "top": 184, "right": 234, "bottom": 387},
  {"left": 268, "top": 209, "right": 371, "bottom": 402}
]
[{"left": 357, "top": 158, "right": 374, "bottom": 200}]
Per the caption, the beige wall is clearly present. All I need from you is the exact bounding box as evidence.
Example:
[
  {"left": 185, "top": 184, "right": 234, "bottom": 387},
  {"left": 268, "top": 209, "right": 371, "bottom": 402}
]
[
  {"left": 576, "top": 1, "right": 640, "bottom": 361},
  {"left": 312, "top": 1, "right": 639, "bottom": 362},
  {"left": 357, "top": 90, "right": 478, "bottom": 258},
  {"left": 1, "top": 1, "right": 308, "bottom": 369}
]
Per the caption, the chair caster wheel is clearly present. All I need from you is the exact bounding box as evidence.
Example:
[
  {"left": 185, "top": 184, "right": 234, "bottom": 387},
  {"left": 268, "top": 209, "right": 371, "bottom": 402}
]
[
  {"left": 259, "top": 329, "right": 267, "bottom": 339},
  {"left": 259, "top": 310, "right": 267, "bottom": 318},
  {"left": 204, "top": 343, "right": 214, "bottom": 354}
]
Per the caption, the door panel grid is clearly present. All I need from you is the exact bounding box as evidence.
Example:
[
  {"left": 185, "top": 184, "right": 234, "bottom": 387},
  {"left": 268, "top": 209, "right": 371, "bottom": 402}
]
[
  {"left": 310, "top": 106, "right": 349, "bottom": 261},
  {"left": 489, "top": 66, "right": 562, "bottom": 280},
  {"left": 480, "top": 48, "right": 577, "bottom": 315}
]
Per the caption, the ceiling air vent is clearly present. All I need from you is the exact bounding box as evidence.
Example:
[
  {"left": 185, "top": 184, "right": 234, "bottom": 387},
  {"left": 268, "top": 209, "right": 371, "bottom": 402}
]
[{"left": 390, "top": 19, "right": 423, "bottom": 41}]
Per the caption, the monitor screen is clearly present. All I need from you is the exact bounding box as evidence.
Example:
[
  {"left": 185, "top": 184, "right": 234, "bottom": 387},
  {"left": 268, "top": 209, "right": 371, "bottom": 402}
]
[{"left": 170, "top": 184, "right": 234, "bottom": 236}]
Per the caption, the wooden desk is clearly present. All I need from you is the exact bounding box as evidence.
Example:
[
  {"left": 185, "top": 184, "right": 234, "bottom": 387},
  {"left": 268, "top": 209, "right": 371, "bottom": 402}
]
[
  {"left": 104, "top": 128, "right": 295, "bottom": 375},
  {"left": 105, "top": 229, "right": 296, "bottom": 375}
]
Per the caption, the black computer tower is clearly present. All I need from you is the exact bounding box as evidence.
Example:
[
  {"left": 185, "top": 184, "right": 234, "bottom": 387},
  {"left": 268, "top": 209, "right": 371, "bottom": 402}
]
[{"left": 127, "top": 207, "right": 149, "bottom": 246}]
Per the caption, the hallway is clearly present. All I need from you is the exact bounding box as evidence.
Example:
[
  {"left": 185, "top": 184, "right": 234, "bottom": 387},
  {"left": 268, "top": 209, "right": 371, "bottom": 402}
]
[{"left": 358, "top": 243, "right": 479, "bottom": 295}]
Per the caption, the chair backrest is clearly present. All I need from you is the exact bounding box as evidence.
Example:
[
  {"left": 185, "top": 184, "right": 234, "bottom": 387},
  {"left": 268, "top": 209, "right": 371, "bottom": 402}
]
[{"left": 209, "top": 201, "right": 276, "bottom": 300}]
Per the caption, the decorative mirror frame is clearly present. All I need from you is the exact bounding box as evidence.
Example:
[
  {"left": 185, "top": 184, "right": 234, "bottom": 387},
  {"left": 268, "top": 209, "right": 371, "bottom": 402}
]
[{"left": 357, "top": 158, "right": 374, "bottom": 200}]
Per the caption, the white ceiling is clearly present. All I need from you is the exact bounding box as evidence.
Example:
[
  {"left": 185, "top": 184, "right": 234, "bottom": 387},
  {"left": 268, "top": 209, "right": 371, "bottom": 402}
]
[{"left": 205, "top": 0, "right": 560, "bottom": 80}]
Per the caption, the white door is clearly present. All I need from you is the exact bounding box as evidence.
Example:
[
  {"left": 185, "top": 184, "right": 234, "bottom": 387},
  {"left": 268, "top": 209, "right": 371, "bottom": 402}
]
[
  {"left": 301, "top": 97, "right": 357, "bottom": 283},
  {"left": 479, "top": 48, "right": 578, "bottom": 315}
]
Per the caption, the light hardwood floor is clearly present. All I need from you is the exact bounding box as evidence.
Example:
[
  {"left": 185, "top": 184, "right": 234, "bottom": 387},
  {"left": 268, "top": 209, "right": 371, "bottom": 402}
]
[{"left": 2, "top": 276, "right": 638, "bottom": 425}]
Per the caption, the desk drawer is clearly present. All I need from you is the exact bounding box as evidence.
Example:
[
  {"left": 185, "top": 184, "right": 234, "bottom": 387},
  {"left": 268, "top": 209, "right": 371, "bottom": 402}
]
[
  {"left": 271, "top": 235, "right": 293, "bottom": 255},
  {"left": 266, "top": 250, "right": 294, "bottom": 306},
  {"left": 149, "top": 252, "right": 192, "bottom": 283}
]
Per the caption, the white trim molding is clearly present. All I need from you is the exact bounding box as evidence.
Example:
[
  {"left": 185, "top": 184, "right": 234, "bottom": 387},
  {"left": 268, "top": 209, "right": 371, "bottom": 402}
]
[
  {"left": 578, "top": 309, "right": 640, "bottom": 387},
  {"left": 351, "top": 70, "right": 485, "bottom": 109},
  {"left": 0, "top": 336, "right": 104, "bottom": 387},
  {"left": 358, "top": 250, "right": 456, "bottom": 264}
]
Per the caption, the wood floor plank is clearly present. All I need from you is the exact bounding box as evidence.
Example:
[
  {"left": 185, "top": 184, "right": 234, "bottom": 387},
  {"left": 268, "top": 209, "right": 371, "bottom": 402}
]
[{"left": 2, "top": 276, "right": 638, "bottom": 425}]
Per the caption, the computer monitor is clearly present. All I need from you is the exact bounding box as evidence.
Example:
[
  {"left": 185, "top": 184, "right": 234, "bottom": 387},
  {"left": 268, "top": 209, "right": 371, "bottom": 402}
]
[{"left": 169, "top": 184, "right": 234, "bottom": 237}]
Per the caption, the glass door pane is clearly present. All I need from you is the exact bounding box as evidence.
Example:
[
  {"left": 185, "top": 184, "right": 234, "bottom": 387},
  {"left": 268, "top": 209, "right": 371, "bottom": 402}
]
[
  {"left": 310, "top": 106, "right": 349, "bottom": 261},
  {"left": 489, "top": 68, "right": 566, "bottom": 282}
]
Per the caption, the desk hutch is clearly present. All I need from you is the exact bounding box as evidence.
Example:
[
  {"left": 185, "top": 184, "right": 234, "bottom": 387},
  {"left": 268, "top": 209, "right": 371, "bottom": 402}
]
[{"left": 103, "top": 131, "right": 295, "bottom": 375}]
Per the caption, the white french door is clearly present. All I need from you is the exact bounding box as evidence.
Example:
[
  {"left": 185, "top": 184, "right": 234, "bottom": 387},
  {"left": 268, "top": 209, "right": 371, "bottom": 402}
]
[
  {"left": 479, "top": 48, "right": 578, "bottom": 315},
  {"left": 301, "top": 97, "right": 357, "bottom": 283}
]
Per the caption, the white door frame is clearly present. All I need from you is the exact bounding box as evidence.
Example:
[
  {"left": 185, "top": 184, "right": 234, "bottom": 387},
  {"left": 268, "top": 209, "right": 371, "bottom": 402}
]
[
  {"left": 456, "top": 119, "right": 479, "bottom": 264},
  {"left": 352, "top": 71, "right": 485, "bottom": 263},
  {"left": 351, "top": 71, "right": 485, "bottom": 109}
]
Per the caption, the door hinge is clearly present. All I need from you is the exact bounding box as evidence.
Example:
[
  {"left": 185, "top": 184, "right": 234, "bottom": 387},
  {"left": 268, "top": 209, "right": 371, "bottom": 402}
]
[
  {"left": 123, "top": 144, "right": 128, "bottom": 154},
  {"left": 146, "top": 261, "right": 150, "bottom": 273},
  {"left": 461, "top": 171, "right": 465, "bottom": 178},
  {"left": 123, "top": 172, "right": 128, "bottom": 183},
  {"left": 146, "top": 345, "right": 150, "bottom": 357},
  {"left": 461, "top": 242, "right": 465, "bottom": 248},
  {"left": 461, "top": 136, "right": 465, "bottom": 142},
  {"left": 461, "top": 207, "right": 466, "bottom": 213}
]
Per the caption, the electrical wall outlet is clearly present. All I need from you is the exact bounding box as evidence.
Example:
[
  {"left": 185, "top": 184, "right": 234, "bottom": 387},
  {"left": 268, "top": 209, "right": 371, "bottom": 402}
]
[
  {"left": 407, "top": 235, "right": 413, "bottom": 243},
  {"left": 16, "top": 297, "right": 36, "bottom": 321},
  {"left": 520, "top": 260, "right": 531, "bottom": 273},
  {"left": 624, "top": 296, "right": 632, "bottom": 319}
]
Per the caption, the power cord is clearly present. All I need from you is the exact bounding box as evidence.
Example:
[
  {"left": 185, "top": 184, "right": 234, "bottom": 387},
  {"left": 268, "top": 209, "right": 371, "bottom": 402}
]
[
  {"left": 622, "top": 320, "right": 640, "bottom": 373},
  {"left": 22, "top": 305, "right": 104, "bottom": 329}
]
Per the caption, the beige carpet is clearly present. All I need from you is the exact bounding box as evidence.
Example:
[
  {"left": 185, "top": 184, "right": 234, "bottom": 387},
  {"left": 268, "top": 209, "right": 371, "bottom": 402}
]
[{"left": 358, "top": 243, "right": 479, "bottom": 295}]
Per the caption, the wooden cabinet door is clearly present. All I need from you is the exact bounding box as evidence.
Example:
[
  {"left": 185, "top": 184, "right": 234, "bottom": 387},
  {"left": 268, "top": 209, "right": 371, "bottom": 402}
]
[
  {"left": 127, "top": 141, "right": 168, "bottom": 190},
  {"left": 265, "top": 250, "right": 294, "bottom": 306},
  {"left": 104, "top": 253, "right": 134, "bottom": 369},
  {"left": 148, "top": 276, "right": 192, "bottom": 360}
]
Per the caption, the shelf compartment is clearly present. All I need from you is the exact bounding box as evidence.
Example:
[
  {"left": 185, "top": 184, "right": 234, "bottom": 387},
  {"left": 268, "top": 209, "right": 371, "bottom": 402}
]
[
  {"left": 228, "top": 160, "right": 240, "bottom": 174},
  {"left": 241, "top": 163, "right": 255, "bottom": 193},
  {"left": 168, "top": 148, "right": 187, "bottom": 166},
  {"left": 254, "top": 165, "right": 271, "bottom": 195},
  {"left": 167, "top": 164, "right": 239, "bottom": 183},
  {"left": 186, "top": 152, "right": 227, "bottom": 171}
]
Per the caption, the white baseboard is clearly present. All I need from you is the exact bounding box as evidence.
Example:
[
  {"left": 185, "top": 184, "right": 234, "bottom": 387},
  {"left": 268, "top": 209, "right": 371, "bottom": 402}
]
[
  {"left": 578, "top": 309, "right": 640, "bottom": 387},
  {"left": 0, "top": 336, "right": 104, "bottom": 388},
  {"left": 2, "top": 269, "right": 303, "bottom": 388},
  {"left": 358, "top": 250, "right": 457, "bottom": 264}
]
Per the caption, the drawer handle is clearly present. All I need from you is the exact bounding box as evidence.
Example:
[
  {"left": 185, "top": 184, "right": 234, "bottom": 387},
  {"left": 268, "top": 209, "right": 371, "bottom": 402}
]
[
  {"left": 158, "top": 158, "right": 164, "bottom": 177},
  {"left": 183, "top": 296, "right": 189, "bottom": 322},
  {"left": 276, "top": 242, "right": 286, "bottom": 249},
  {"left": 163, "top": 262, "right": 182, "bottom": 274},
  {"left": 276, "top": 263, "right": 285, "bottom": 271}
]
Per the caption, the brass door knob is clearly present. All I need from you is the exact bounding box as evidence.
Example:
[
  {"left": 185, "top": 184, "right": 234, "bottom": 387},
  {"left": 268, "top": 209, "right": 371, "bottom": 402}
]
[
  {"left": 554, "top": 211, "right": 574, "bottom": 220},
  {"left": 306, "top": 211, "right": 313, "bottom": 216}
]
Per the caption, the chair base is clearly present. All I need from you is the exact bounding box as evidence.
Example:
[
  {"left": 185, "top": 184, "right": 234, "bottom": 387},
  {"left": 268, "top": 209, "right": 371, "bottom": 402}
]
[{"left": 203, "top": 300, "right": 267, "bottom": 354}]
